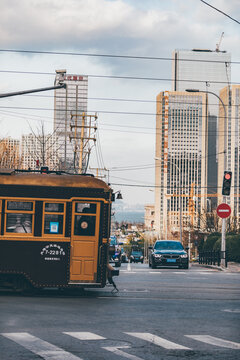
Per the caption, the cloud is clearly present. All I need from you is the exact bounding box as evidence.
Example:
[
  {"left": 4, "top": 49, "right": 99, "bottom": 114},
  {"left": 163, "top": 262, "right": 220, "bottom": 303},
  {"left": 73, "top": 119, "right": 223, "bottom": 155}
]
[
  {"left": 0, "top": 0, "right": 239, "bottom": 205},
  {"left": 0, "top": 0, "right": 166, "bottom": 48}
]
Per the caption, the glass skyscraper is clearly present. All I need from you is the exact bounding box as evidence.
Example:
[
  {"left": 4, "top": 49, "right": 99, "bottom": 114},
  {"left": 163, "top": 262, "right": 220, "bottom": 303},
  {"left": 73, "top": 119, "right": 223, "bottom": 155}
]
[
  {"left": 155, "top": 91, "right": 208, "bottom": 239},
  {"left": 172, "top": 49, "right": 231, "bottom": 116}
]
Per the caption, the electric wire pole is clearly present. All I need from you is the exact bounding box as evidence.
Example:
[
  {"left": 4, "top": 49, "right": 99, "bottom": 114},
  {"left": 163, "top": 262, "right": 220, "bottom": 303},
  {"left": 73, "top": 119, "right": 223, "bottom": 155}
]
[{"left": 70, "top": 113, "right": 97, "bottom": 173}]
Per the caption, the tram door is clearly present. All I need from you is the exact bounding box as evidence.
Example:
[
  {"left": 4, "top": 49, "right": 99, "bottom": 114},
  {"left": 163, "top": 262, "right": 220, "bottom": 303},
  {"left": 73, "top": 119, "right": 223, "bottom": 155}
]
[{"left": 70, "top": 201, "right": 100, "bottom": 282}]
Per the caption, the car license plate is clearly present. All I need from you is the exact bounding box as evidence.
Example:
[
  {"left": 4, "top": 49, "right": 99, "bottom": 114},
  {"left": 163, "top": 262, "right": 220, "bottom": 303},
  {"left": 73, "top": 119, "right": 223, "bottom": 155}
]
[{"left": 167, "top": 259, "right": 176, "bottom": 263}]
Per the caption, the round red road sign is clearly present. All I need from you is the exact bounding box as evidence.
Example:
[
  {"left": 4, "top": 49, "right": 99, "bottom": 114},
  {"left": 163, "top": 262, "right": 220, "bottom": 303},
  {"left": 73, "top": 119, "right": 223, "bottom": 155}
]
[{"left": 217, "top": 203, "right": 231, "bottom": 218}]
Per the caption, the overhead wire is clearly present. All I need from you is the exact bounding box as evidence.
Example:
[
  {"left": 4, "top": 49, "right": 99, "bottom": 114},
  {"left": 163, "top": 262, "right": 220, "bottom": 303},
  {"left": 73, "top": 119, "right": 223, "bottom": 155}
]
[
  {"left": 1, "top": 69, "right": 239, "bottom": 86},
  {"left": 200, "top": 0, "right": 240, "bottom": 25},
  {"left": 0, "top": 109, "right": 238, "bottom": 138},
  {"left": 0, "top": 48, "right": 240, "bottom": 64},
  {"left": 108, "top": 151, "right": 226, "bottom": 172},
  {"left": 110, "top": 182, "right": 240, "bottom": 189},
  {"left": 0, "top": 105, "right": 239, "bottom": 122},
  {"left": 10, "top": 92, "right": 240, "bottom": 108}
]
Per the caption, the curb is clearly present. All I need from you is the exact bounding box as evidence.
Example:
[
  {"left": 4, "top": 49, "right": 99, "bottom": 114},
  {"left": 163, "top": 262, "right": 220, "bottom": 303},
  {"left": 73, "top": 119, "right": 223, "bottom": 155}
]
[
  {"left": 196, "top": 264, "right": 224, "bottom": 271},
  {"left": 194, "top": 263, "right": 240, "bottom": 273}
]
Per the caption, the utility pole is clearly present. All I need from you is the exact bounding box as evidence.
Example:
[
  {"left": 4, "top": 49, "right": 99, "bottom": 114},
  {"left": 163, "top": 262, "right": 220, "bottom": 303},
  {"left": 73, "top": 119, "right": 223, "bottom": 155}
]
[
  {"left": 89, "top": 167, "right": 109, "bottom": 181},
  {"left": 70, "top": 113, "right": 97, "bottom": 174}
]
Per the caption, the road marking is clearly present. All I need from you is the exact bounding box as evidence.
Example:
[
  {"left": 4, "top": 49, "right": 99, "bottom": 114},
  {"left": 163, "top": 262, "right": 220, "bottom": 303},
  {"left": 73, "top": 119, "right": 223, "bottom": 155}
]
[
  {"left": 1, "top": 332, "right": 81, "bottom": 360},
  {"left": 123, "top": 289, "right": 149, "bottom": 293},
  {"left": 172, "top": 272, "right": 187, "bottom": 274},
  {"left": 127, "top": 262, "right": 131, "bottom": 271},
  {"left": 222, "top": 309, "right": 240, "bottom": 313},
  {"left": 103, "top": 345, "right": 144, "bottom": 360},
  {"left": 64, "top": 332, "right": 105, "bottom": 340},
  {"left": 149, "top": 272, "right": 162, "bottom": 274},
  {"left": 197, "top": 272, "right": 218, "bottom": 275},
  {"left": 125, "top": 332, "right": 191, "bottom": 350},
  {"left": 185, "top": 335, "right": 240, "bottom": 349},
  {"left": 121, "top": 270, "right": 146, "bottom": 273}
]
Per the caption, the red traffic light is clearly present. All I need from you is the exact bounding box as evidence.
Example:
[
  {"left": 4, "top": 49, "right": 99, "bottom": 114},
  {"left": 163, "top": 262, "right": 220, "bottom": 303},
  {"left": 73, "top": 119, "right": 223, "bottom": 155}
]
[{"left": 222, "top": 171, "right": 232, "bottom": 196}]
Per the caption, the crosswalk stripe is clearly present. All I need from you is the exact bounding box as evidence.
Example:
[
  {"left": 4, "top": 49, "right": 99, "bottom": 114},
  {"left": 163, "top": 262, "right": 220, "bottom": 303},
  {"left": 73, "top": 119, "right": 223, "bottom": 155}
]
[
  {"left": 125, "top": 332, "right": 191, "bottom": 350},
  {"left": 185, "top": 335, "right": 240, "bottom": 349},
  {"left": 103, "top": 345, "right": 144, "bottom": 360},
  {"left": 64, "top": 332, "right": 105, "bottom": 340},
  {"left": 1, "top": 332, "right": 81, "bottom": 359}
]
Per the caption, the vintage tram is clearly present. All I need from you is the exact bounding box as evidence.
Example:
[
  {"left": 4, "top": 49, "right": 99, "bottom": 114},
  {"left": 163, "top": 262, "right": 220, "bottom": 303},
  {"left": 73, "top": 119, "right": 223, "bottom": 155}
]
[{"left": 0, "top": 168, "right": 118, "bottom": 290}]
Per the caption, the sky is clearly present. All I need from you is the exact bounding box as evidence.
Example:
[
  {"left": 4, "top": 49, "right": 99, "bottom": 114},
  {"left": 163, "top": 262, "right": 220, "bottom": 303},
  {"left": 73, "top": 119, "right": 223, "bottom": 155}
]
[{"left": 0, "top": 0, "right": 240, "bottom": 208}]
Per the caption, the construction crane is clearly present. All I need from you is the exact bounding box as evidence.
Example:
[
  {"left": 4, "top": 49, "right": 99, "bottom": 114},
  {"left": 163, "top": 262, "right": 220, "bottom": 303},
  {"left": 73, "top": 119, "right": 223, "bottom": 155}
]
[
  {"left": 216, "top": 32, "right": 224, "bottom": 52},
  {"left": 166, "top": 183, "right": 218, "bottom": 227}
]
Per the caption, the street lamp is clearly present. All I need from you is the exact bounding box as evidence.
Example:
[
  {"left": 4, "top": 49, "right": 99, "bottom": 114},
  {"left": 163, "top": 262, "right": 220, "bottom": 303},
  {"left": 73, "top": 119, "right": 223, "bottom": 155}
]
[
  {"left": 155, "top": 157, "right": 183, "bottom": 243},
  {"left": 111, "top": 190, "right": 123, "bottom": 201},
  {"left": 185, "top": 89, "right": 227, "bottom": 267}
]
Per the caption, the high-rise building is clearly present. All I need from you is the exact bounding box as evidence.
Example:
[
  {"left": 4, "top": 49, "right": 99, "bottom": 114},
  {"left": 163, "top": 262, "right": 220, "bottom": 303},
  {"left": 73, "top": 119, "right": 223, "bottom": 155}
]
[
  {"left": 218, "top": 85, "right": 240, "bottom": 228},
  {"left": 21, "top": 133, "right": 60, "bottom": 170},
  {"left": 54, "top": 70, "right": 88, "bottom": 171},
  {"left": 172, "top": 49, "right": 231, "bottom": 208},
  {"left": 155, "top": 91, "right": 208, "bottom": 239},
  {"left": 172, "top": 49, "right": 231, "bottom": 115}
]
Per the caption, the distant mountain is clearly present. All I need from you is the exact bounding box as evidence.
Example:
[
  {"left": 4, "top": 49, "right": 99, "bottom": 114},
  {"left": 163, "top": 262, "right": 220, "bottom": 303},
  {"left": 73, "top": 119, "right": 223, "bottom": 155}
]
[{"left": 112, "top": 201, "right": 144, "bottom": 212}]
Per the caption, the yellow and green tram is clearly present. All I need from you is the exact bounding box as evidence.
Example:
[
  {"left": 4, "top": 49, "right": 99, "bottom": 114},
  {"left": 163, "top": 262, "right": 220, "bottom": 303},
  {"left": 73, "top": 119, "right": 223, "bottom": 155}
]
[{"left": 0, "top": 168, "right": 118, "bottom": 290}]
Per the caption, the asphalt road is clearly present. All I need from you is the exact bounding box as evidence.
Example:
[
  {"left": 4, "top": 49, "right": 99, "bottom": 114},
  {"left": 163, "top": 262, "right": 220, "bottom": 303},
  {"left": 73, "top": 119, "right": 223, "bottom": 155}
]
[{"left": 0, "top": 263, "right": 240, "bottom": 360}]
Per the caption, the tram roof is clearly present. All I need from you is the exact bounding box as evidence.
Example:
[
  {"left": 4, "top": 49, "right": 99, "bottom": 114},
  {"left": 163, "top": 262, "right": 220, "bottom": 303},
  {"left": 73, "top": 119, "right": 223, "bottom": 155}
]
[{"left": 0, "top": 170, "right": 111, "bottom": 191}]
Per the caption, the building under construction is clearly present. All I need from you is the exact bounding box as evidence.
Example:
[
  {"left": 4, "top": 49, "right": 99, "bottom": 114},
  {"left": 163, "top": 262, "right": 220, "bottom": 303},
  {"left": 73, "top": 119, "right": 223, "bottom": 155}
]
[{"left": 54, "top": 70, "right": 95, "bottom": 173}]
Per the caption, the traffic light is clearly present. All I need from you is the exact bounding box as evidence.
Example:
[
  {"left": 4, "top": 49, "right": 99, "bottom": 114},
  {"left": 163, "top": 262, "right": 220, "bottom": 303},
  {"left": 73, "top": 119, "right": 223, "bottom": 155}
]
[{"left": 222, "top": 171, "right": 232, "bottom": 196}]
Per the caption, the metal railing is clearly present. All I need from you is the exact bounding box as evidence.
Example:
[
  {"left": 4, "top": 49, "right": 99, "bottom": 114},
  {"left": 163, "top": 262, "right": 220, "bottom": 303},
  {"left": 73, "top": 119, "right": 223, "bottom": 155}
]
[{"left": 199, "top": 250, "right": 228, "bottom": 267}]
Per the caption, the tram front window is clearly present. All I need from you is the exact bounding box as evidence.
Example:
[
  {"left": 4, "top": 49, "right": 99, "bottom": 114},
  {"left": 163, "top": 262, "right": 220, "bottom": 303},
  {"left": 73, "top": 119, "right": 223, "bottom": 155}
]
[
  {"left": 74, "top": 202, "right": 97, "bottom": 236},
  {"left": 74, "top": 215, "right": 96, "bottom": 236}
]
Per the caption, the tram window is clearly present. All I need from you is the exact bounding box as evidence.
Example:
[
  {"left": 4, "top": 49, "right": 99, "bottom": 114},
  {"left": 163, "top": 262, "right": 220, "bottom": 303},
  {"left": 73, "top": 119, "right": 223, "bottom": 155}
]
[
  {"left": 5, "top": 201, "right": 34, "bottom": 234},
  {"left": 75, "top": 203, "right": 96, "bottom": 214},
  {"left": 44, "top": 215, "right": 63, "bottom": 234},
  {"left": 6, "top": 214, "right": 32, "bottom": 233},
  {"left": 43, "top": 202, "right": 65, "bottom": 235},
  {"left": 74, "top": 215, "right": 96, "bottom": 236},
  {"left": 7, "top": 201, "right": 33, "bottom": 211},
  {"left": 45, "top": 203, "right": 64, "bottom": 212}
]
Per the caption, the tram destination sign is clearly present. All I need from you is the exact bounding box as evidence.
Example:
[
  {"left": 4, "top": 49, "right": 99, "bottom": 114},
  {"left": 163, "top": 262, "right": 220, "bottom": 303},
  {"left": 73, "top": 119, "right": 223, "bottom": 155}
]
[{"left": 217, "top": 203, "right": 231, "bottom": 219}]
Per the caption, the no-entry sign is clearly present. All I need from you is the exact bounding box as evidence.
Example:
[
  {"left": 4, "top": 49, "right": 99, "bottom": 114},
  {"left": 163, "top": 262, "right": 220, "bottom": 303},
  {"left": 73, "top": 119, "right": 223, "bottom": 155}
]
[{"left": 217, "top": 203, "right": 231, "bottom": 218}]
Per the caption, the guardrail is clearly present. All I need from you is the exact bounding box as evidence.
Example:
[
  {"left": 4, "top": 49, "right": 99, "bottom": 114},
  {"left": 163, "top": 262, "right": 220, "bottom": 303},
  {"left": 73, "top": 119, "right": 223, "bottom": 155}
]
[{"left": 199, "top": 250, "right": 228, "bottom": 267}]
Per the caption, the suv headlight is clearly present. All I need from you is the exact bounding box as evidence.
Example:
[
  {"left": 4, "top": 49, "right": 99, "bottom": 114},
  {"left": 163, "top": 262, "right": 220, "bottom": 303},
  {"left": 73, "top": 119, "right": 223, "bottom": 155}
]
[
  {"left": 154, "top": 254, "right": 162, "bottom": 258},
  {"left": 140, "top": 256, "right": 143, "bottom": 259},
  {"left": 180, "top": 254, "right": 188, "bottom": 258}
]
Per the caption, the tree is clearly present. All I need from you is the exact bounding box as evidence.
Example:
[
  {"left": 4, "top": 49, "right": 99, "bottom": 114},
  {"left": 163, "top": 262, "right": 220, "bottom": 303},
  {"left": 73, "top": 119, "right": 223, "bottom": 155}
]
[
  {"left": 22, "top": 122, "right": 62, "bottom": 170},
  {"left": 0, "top": 138, "right": 21, "bottom": 168}
]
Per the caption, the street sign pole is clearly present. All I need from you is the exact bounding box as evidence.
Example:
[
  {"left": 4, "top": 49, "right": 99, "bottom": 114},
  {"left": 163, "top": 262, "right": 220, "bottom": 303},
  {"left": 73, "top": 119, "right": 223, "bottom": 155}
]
[
  {"left": 217, "top": 202, "right": 231, "bottom": 268},
  {"left": 221, "top": 217, "right": 226, "bottom": 268},
  {"left": 221, "top": 195, "right": 226, "bottom": 268}
]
